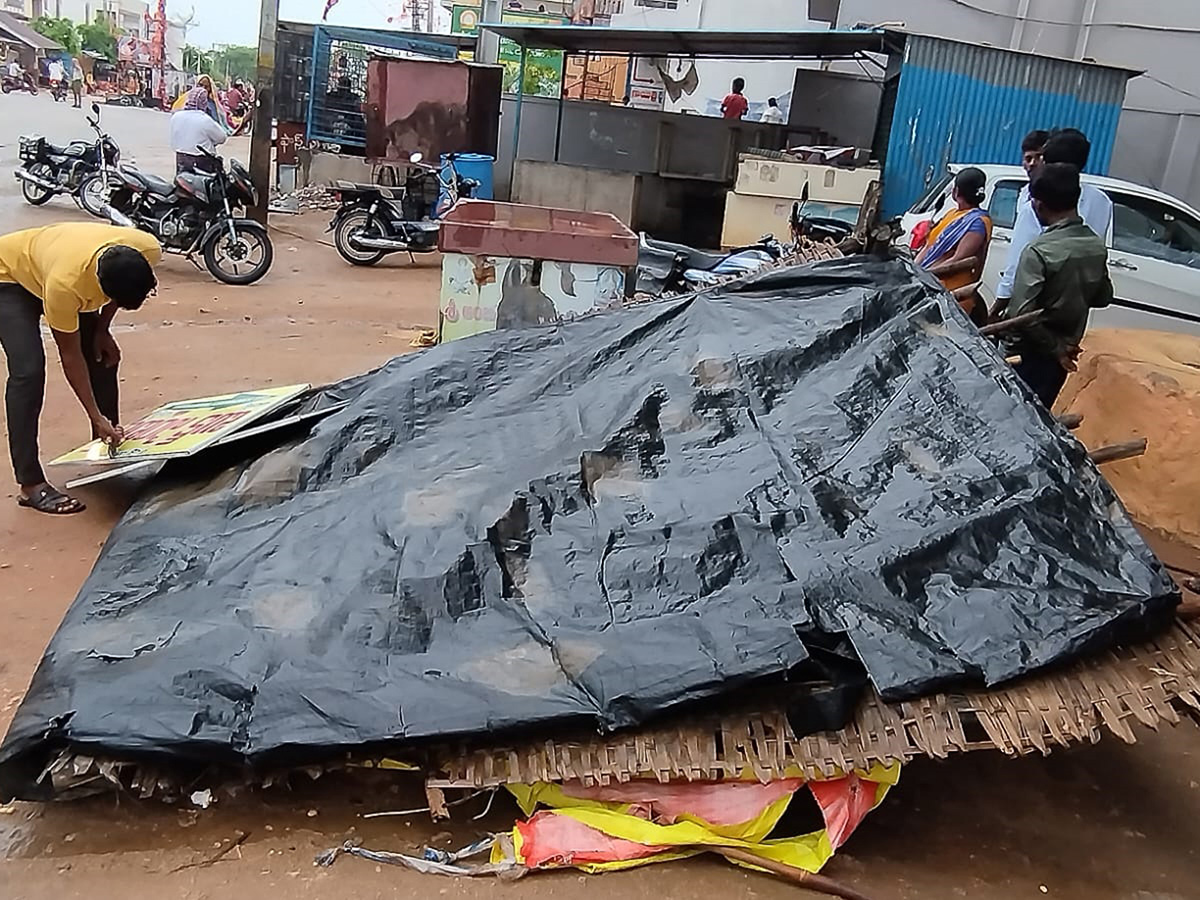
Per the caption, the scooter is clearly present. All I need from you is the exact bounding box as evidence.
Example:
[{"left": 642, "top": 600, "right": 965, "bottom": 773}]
[
  {"left": 15, "top": 102, "right": 123, "bottom": 217},
  {"left": 1, "top": 72, "right": 37, "bottom": 94},
  {"left": 329, "top": 152, "right": 480, "bottom": 267},
  {"left": 49, "top": 79, "right": 68, "bottom": 102}
]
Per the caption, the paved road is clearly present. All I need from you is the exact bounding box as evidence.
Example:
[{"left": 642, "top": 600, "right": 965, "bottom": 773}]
[{"left": 0, "top": 91, "right": 250, "bottom": 230}]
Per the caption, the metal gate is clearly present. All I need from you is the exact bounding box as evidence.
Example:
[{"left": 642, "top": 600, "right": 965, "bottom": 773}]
[{"left": 305, "top": 25, "right": 460, "bottom": 149}]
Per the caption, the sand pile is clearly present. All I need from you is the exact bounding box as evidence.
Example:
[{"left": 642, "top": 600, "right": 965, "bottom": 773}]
[{"left": 1059, "top": 329, "right": 1200, "bottom": 550}]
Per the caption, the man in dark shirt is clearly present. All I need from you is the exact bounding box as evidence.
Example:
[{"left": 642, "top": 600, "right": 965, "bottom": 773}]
[
  {"left": 721, "top": 77, "right": 748, "bottom": 120},
  {"left": 1003, "top": 163, "right": 1113, "bottom": 407}
]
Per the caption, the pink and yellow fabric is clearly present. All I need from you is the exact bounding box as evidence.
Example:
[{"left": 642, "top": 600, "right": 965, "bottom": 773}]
[{"left": 495, "top": 763, "right": 900, "bottom": 875}]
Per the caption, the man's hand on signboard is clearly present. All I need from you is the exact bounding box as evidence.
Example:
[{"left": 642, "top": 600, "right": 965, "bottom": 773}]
[
  {"left": 92, "top": 415, "right": 125, "bottom": 451},
  {"left": 94, "top": 330, "right": 122, "bottom": 368}
]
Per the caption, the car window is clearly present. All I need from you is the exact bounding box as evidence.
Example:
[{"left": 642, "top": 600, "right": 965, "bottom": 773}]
[
  {"left": 1110, "top": 192, "right": 1200, "bottom": 270},
  {"left": 988, "top": 179, "right": 1024, "bottom": 230},
  {"left": 911, "top": 172, "right": 953, "bottom": 214}
]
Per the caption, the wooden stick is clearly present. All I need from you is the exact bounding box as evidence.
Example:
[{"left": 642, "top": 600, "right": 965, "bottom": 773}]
[
  {"left": 707, "top": 846, "right": 876, "bottom": 900},
  {"left": 951, "top": 281, "right": 982, "bottom": 300},
  {"left": 1088, "top": 438, "right": 1148, "bottom": 465},
  {"left": 1056, "top": 413, "right": 1085, "bottom": 430},
  {"left": 979, "top": 310, "right": 1043, "bottom": 336}
]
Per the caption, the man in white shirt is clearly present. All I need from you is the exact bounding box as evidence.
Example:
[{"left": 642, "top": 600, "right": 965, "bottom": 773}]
[
  {"left": 170, "top": 87, "right": 228, "bottom": 175},
  {"left": 7, "top": 59, "right": 23, "bottom": 79},
  {"left": 994, "top": 128, "right": 1113, "bottom": 314},
  {"left": 47, "top": 58, "right": 64, "bottom": 84},
  {"left": 759, "top": 97, "right": 786, "bottom": 125}
]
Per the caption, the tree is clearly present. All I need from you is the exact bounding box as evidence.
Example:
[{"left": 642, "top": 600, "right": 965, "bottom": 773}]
[
  {"left": 209, "top": 45, "right": 257, "bottom": 84},
  {"left": 77, "top": 13, "right": 118, "bottom": 63},
  {"left": 184, "top": 45, "right": 214, "bottom": 77},
  {"left": 30, "top": 16, "right": 80, "bottom": 55}
]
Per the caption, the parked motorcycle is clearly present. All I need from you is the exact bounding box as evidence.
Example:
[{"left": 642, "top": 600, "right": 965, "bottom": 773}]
[
  {"left": 15, "top": 102, "right": 122, "bottom": 217},
  {"left": 636, "top": 233, "right": 786, "bottom": 296},
  {"left": 108, "top": 147, "right": 273, "bottom": 285},
  {"left": 329, "top": 152, "right": 480, "bottom": 267},
  {"left": 1, "top": 72, "right": 37, "bottom": 94}
]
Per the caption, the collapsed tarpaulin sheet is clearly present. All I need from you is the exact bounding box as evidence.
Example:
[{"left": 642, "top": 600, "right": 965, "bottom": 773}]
[{"left": 0, "top": 258, "right": 1178, "bottom": 798}]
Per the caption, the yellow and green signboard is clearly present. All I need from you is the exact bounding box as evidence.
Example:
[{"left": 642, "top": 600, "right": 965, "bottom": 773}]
[{"left": 51, "top": 384, "right": 309, "bottom": 465}]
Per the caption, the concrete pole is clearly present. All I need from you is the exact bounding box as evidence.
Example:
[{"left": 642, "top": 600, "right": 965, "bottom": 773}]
[{"left": 248, "top": 0, "right": 279, "bottom": 224}]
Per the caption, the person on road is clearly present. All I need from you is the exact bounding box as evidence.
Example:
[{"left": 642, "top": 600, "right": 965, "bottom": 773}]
[
  {"left": 171, "top": 86, "right": 228, "bottom": 174},
  {"left": 994, "top": 128, "right": 1113, "bottom": 316},
  {"left": 0, "top": 223, "right": 161, "bottom": 514},
  {"left": 759, "top": 97, "right": 785, "bottom": 124},
  {"left": 70, "top": 57, "right": 84, "bottom": 107},
  {"left": 1001, "top": 163, "right": 1113, "bottom": 408},
  {"left": 47, "top": 57, "right": 64, "bottom": 88},
  {"left": 194, "top": 74, "right": 231, "bottom": 131},
  {"left": 915, "top": 167, "right": 993, "bottom": 324},
  {"left": 721, "top": 77, "right": 748, "bottom": 120},
  {"left": 226, "top": 80, "right": 245, "bottom": 115}
]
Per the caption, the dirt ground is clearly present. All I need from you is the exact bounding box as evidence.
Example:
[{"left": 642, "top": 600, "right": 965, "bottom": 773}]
[{"left": 1, "top": 206, "right": 1200, "bottom": 898}]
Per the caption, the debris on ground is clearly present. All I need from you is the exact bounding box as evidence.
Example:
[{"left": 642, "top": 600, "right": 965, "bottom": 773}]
[{"left": 270, "top": 184, "right": 339, "bottom": 214}]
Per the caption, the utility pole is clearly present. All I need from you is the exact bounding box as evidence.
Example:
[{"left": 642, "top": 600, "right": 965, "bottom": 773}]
[{"left": 248, "top": 0, "right": 279, "bottom": 224}]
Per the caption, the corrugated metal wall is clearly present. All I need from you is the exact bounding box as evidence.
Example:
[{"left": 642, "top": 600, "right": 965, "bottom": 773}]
[{"left": 881, "top": 35, "right": 1129, "bottom": 217}]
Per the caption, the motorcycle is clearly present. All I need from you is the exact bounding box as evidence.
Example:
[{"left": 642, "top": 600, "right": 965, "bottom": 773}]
[
  {"left": 50, "top": 79, "right": 68, "bottom": 102},
  {"left": 15, "top": 102, "right": 123, "bottom": 217},
  {"left": 108, "top": 147, "right": 273, "bottom": 285},
  {"left": 636, "top": 233, "right": 786, "bottom": 296},
  {"left": 1, "top": 72, "right": 37, "bottom": 94},
  {"left": 329, "top": 152, "right": 480, "bottom": 267}
]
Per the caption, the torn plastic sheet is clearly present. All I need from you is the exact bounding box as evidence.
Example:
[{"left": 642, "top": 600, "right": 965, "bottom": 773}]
[
  {"left": 504, "top": 765, "right": 898, "bottom": 873},
  {"left": 0, "top": 257, "right": 1179, "bottom": 799}
]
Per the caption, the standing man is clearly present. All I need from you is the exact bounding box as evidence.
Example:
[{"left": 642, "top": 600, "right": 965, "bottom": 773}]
[
  {"left": 0, "top": 223, "right": 161, "bottom": 514},
  {"left": 1002, "top": 163, "right": 1113, "bottom": 407},
  {"left": 994, "top": 128, "right": 1113, "bottom": 315},
  {"left": 70, "top": 57, "right": 85, "bottom": 108},
  {"left": 171, "top": 86, "right": 228, "bottom": 174},
  {"left": 759, "top": 97, "right": 785, "bottom": 124},
  {"left": 721, "top": 77, "right": 748, "bottom": 120},
  {"left": 1021, "top": 129, "right": 1049, "bottom": 178}
]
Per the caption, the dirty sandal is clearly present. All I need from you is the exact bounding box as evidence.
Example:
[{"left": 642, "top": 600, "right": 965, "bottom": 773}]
[{"left": 17, "top": 485, "right": 86, "bottom": 515}]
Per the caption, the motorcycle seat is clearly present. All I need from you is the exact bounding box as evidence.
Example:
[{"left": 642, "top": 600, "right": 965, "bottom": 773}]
[
  {"left": 48, "top": 141, "right": 88, "bottom": 157},
  {"left": 127, "top": 170, "right": 176, "bottom": 196}
]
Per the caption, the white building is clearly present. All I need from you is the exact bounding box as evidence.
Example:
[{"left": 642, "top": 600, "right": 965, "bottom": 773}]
[
  {"left": 608, "top": 0, "right": 819, "bottom": 117},
  {"left": 56, "top": 0, "right": 148, "bottom": 37}
]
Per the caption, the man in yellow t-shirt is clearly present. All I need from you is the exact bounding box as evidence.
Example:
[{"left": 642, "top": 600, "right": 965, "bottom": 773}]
[{"left": 0, "top": 223, "right": 161, "bottom": 514}]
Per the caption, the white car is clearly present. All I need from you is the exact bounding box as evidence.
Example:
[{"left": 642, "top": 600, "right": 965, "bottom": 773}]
[{"left": 900, "top": 165, "right": 1200, "bottom": 336}]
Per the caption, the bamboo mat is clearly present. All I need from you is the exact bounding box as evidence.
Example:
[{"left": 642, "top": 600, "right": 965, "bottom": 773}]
[{"left": 431, "top": 620, "right": 1200, "bottom": 788}]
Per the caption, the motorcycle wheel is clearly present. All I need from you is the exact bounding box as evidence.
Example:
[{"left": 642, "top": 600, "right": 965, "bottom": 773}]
[
  {"left": 334, "top": 210, "right": 387, "bottom": 266},
  {"left": 21, "top": 163, "right": 55, "bottom": 206},
  {"left": 203, "top": 221, "right": 274, "bottom": 285},
  {"left": 0, "top": 82, "right": 10, "bottom": 94},
  {"left": 78, "top": 173, "right": 116, "bottom": 218}
]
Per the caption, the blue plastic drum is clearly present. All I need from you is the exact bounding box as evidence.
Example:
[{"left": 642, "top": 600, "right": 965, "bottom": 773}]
[{"left": 442, "top": 153, "right": 494, "bottom": 201}]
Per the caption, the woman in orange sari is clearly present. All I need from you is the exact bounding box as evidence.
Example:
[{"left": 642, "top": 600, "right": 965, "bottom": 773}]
[{"left": 915, "top": 168, "right": 992, "bottom": 324}]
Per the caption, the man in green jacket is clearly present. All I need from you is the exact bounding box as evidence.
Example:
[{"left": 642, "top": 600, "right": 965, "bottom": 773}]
[{"left": 1003, "top": 162, "right": 1113, "bottom": 407}]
